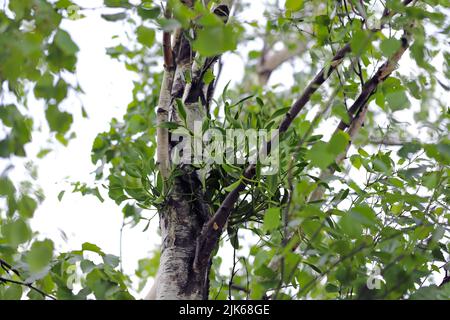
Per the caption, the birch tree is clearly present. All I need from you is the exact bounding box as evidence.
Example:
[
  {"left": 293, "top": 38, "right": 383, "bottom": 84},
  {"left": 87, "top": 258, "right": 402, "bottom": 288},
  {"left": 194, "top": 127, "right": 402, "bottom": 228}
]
[{"left": 0, "top": 0, "right": 449, "bottom": 300}]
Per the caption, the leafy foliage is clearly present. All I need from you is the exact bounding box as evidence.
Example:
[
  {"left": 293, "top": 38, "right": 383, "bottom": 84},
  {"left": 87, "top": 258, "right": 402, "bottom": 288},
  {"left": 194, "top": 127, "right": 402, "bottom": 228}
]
[{"left": 1, "top": 0, "right": 449, "bottom": 300}]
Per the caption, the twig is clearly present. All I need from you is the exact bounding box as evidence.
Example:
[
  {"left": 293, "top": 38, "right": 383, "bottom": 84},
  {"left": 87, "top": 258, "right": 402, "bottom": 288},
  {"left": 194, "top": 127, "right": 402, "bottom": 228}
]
[
  {"left": 194, "top": 43, "right": 351, "bottom": 271},
  {"left": 0, "top": 277, "right": 56, "bottom": 300},
  {"left": 193, "top": 0, "right": 414, "bottom": 275}
]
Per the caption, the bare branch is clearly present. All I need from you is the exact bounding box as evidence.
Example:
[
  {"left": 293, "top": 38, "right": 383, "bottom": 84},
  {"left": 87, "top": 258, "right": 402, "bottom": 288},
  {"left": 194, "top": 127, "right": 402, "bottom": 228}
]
[{"left": 257, "top": 44, "right": 307, "bottom": 85}]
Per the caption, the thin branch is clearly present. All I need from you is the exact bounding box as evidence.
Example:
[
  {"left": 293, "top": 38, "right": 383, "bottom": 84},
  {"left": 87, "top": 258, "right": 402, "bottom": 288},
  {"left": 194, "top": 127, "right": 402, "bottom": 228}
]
[
  {"left": 257, "top": 44, "right": 307, "bottom": 85},
  {"left": 336, "top": 39, "right": 410, "bottom": 132},
  {"left": 229, "top": 284, "right": 249, "bottom": 294},
  {"left": 0, "top": 257, "right": 57, "bottom": 300},
  {"left": 0, "top": 277, "right": 56, "bottom": 300},
  {"left": 0, "top": 258, "right": 21, "bottom": 278},
  {"left": 193, "top": 0, "right": 414, "bottom": 273},
  {"left": 310, "top": 29, "right": 412, "bottom": 202},
  {"left": 228, "top": 247, "right": 238, "bottom": 300},
  {"left": 342, "top": 30, "right": 412, "bottom": 157},
  {"left": 194, "top": 43, "right": 351, "bottom": 271}
]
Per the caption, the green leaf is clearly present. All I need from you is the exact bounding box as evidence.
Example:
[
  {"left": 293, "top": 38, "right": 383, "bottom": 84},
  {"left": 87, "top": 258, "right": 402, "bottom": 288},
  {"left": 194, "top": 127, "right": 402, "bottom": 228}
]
[
  {"left": 171, "top": 0, "right": 196, "bottom": 28},
  {"left": 358, "top": 148, "right": 370, "bottom": 157},
  {"left": 380, "top": 38, "right": 402, "bottom": 57},
  {"left": 37, "top": 148, "right": 52, "bottom": 158},
  {"left": 223, "top": 179, "right": 241, "bottom": 192},
  {"left": 325, "top": 283, "right": 340, "bottom": 293},
  {"left": 82, "top": 242, "right": 105, "bottom": 256},
  {"left": 285, "top": 0, "right": 303, "bottom": 11},
  {"left": 45, "top": 105, "right": 73, "bottom": 134},
  {"left": 175, "top": 99, "right": 187, "bottom": 123},
  {"left": 328, "top": 131, "right": 349, "bottom": 155},
  {"left": 256, "top": 97, "right": 264, "bottom": 107},
  {"left": 422, "top": 171, "right": 439, "bottom": 189},
  {"left": 127, "top": 114, "right": 147, "bottom": 134},
  {"left": 0, "top": 177, "right": 16, "bottom": 197},
  {"left": 26, "top": 239, "right": 54, "bottom": 272},
  {"left": 269, "top": 107, "right": 291, "bottom": 121},
  {"left": 158, "top": 18, "right": 182, "bottom": 32},
  {"left": 263, "top": 207, "right": 281, "bottom": 232},
  {"left": 103, "top": 254, "right": 120, "bottom": 268},
  {"left": 350, "top": 205, "right": 378, "bottom": 227},
  {"left": 138, "top": 5, "right": 161, "bottom": 20},
  {"left": 305, "top": 132, "right": 349, "bottom": 169},
  {"left": 158, "top": 121, "right": 181, "bottom": 130},
  {"left": 193, "top": 24, "right": 239, "bottom": 57},
  {"left": 350, "top": 154, "right": 362, "bottom": 169},
  {"left": 101, "top": 12, "right": 127, "bottom": 22},
  {"left": 54, "top": 29, "right": 79, "bottom": 55},
  {"left": 332, "top": 103, "right": 350, "bottom": 124},
  {"left": 338, "top": 213, "right": 363, "bottom": 239},
  {"left": 410, "top": 284, "right": 450, "bottom": 300},
  {"left": 108, "top": 175, "right": 127, "bottom": 205},
  {"left": 55, "top": 0, "right": 75, "bottom": 9},
  {"left": 351, "top": 30, "right": 369, "bottom": 55},
  {"left": 104, "top": 0, "right": 130, "bottom": 8},
  {"left": 3, "top": 285, "right": 23, "bottom": 300},
  {"left": 80, "top": 259, "right": 96, "bottom": 273},
  {"left": 305, "top": 141, "right": 335, "bottom": 169},
  {"left": 17, "top": 195, "right": 37, "bottom": 218},
  {"left": 386, "top": 90, "right": 410, "bottom": 111},
  {"left": 2, "top": 219, "right": 31, "bottom": 246},
  {"left": 57, "top": 190, "right": 65, "bottom": 202},
  {"left": 123, "top": 204, "right": 140, "bottom": 218},
  {"left": 86, "top": 269, "right": 114, "bottom": 299},
  {"left": 203, "top": 69, "right": 215, "bottom": 85},
  {"left": 137, "top": 26, "right": 156, "bottom": 48}
]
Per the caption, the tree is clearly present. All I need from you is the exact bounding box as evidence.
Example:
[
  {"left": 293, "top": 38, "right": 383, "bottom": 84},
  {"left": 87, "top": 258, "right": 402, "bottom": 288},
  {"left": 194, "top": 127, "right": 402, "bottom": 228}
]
[{"left": 0, "top": 0, "right": 449, "bottom": 300}]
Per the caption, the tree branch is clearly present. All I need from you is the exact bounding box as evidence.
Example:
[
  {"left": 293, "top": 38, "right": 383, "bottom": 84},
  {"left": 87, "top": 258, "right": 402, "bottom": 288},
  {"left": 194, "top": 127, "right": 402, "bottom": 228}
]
[
  {"left": 0, "top": 277, "right": 56, "bottom": 300},
  {"left": 156, "top": 2, "right": 176, "bottom": 179},
  {"left": 0, "top": 258, "right": 56, "bottom": 300},
  {"left": 193, "top": 43, "right": 351, "bottom": 271},
  {"left": 193, "top": 0, "right": 415, "bottom": 272},
  {"left": 0, "top": 258, "right": 21, "bottom": 278},
  {"left": 310, "top": 29, "right": 412, "bottom": 202},
  {"left": 257, "top": 44, "right": 307, "bottom": 85}
]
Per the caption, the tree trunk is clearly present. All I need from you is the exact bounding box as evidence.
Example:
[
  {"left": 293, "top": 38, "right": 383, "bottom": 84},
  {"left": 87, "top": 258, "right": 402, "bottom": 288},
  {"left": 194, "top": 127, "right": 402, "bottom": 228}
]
[
  {"left": 148, "top": 2, "right": 230, "bottom": 300},
  {"left": 155, "top": 169, "right": 211, "bottom": 299}
]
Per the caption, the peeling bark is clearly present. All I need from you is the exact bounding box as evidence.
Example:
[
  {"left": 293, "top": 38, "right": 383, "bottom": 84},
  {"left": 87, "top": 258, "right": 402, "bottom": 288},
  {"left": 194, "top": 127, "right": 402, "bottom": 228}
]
[
  {"left": 151, "top": 0, "right": 414, "bottom": 300},
  {"left": 148, "top": 2, "right": 230, "bottom": 300},
  {"left": 156, "top": 168, "right": 210, "bottom": 299},
  {"left": 157, "top": 5, "right": 176, "bottom": 179},
  {"left": 157, "top": 69, "right": 175, "bottom": 179}
]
